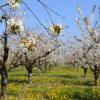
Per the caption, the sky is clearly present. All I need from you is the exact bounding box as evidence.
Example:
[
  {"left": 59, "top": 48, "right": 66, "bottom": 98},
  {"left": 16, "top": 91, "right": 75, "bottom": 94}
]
[
  {"left": 23, "top": 0, "right": 100, "bottom": 36},
  {"left": 0, "top": 0, "right": 100, "bottom": 38}
]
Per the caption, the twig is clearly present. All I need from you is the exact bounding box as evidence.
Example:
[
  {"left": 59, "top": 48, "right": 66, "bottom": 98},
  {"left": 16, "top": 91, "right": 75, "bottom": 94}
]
[
  {"left": 36, "top": 0, "right": 54, "bottom": 25},
  {"left": 22, "top": 0, "right": 50, "bottom": 34},
  {"left": 36, "top": 0, "right": 61, "bottom": 16},
  {"left": 0, "top": 3, "right": 8, "bottom": 8}
]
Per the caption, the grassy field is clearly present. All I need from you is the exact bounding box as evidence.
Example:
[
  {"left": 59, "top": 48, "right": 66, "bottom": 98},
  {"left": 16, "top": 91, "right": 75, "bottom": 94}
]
[{"left": 1, "top": 66, "right": 100, "bottom": 100}]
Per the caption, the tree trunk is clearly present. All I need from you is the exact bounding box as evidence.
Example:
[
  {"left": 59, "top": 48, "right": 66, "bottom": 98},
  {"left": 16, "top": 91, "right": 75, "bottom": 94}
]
[
  {"left": 83, "top": 67, "right": 88, "bottom": 78},
  {"left": 94, "top": 71, "right": 99, "bottom": 86},
  {"left": 24, "top": 52, "right": 33, "bottom": 83},
  {"left": 49, "top": 65, "right": 51, "bottom": 71},
  {"left": 26, "top": 67, "right": 33, "bottom": 83},
  {"left": 93, "top": 65, "right": 99, "bottom": 86},
  {"left": 44, "top": 65, "right": 47, "bottom": 72},
  {"left": 1, "top": 67, "right": 8, "bottom": 100},
  {"left": 1, "top": 33, "right": 9, "bottom": 100},
  {"left": 76, "top": 66, "right": 79, "bottom": 71}
]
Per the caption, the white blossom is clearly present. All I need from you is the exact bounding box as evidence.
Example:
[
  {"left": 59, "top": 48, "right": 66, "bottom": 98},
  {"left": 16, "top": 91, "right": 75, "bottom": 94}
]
[
  {"left": 19, "top": 36, "right": 36, "bottom": 51},
  {"left": 50, "top": 24, "right": 63, "bottom": 36},
  {"left": 7, "top": 17, "right": 24, "bottom": 34},
  {"left": 8, "top": 0, "right": 20, "bottom": 10}
]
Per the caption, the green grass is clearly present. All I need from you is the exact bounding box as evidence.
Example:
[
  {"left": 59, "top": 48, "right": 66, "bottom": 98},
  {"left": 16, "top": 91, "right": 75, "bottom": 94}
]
[{"left": 1, "top": 66, "right": 100, "bottom": 100}]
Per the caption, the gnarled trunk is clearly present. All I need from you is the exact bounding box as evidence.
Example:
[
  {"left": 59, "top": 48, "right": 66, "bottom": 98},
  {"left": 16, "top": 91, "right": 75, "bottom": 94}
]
[
  {"left": 1, "top": 67, "right": 8, "bottom": 100},
  {"left": 83, "top": 67, "right": 88, "bottom": 78},
  {"left": 92, "top": 65, "right": 99, "bottom": 86},
  {"left": 94, "top": 71, "right": 99, "bottom": 86},
  {"left": 26, "top": 67, "right": 33, "bottom": 83},
  {"left": 1, "top": 33, "right": 9, "bottom": 100}
]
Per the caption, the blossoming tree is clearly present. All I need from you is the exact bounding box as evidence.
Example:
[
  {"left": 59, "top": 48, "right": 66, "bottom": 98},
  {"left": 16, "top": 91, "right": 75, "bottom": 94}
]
[
  {"left": 0, "top": 0, "right": 25, "bottom": 99},
  {"left": 0, "top": 0, "right": 64, "bottom": 99},
  {"left": 75, "top": 4, "right": 100, "bottom": 85}
]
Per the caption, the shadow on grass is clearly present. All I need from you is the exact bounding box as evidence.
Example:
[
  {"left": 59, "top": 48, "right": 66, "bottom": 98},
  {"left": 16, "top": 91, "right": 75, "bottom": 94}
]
[
  {"left": 8, "top": 79, "right": 28, "bottom": 84},
  {"left": 83, "top": 80, "right": 95, "bottom": 86},
  {"left": 48, "top": 74, "right": 96, "bottom": 86},
  {"left": 9, "top": 73, "right": 27, "bottom": 77},
  {"left": 48, "top": 74, "right": 78, "bottom": 79},
  {"left": 8, "top": 90, "right": 17, "bottom": 97},
  {"left": 9, "top": 73, "right": 38, "bottom": 77}
]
